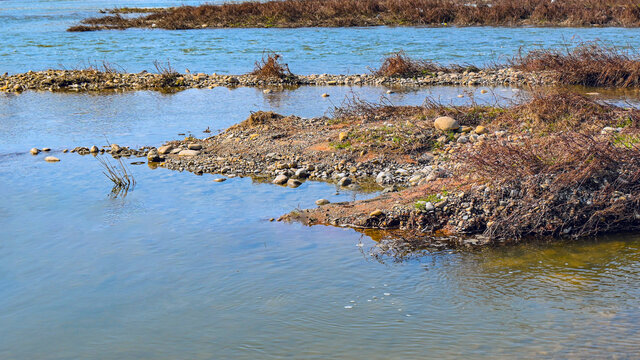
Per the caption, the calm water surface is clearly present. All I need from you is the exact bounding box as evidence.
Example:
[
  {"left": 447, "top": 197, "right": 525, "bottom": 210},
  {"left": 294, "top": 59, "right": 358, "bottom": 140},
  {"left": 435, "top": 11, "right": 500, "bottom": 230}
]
[{"left": 1, "top": 1, "right": 640, "bottom": 359}]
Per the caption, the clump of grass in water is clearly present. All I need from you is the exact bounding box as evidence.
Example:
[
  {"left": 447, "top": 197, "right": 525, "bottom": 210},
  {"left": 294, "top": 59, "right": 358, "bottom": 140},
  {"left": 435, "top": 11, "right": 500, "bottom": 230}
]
[
  {"left": 250, "top": 52, "right": 294, "bottom": 80},
  {"left": 97, "top": 155, "right": 136, "bottom": 198}
]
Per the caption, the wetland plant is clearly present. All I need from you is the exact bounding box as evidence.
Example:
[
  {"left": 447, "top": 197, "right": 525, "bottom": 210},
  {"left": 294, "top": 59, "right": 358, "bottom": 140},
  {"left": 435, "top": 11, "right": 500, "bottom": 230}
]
[{"left": 97, "top": 155, "right": 136, "bottom": 198}]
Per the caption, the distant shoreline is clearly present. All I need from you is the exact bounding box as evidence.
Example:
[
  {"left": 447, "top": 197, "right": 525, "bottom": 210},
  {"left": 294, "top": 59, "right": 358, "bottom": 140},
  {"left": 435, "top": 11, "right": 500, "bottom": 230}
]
[{"left": 67, "top": 0, "right": 640, "bottom": 32}]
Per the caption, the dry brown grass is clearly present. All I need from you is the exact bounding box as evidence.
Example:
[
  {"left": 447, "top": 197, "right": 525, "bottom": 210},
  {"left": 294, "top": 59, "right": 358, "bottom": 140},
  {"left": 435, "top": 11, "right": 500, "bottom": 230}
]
[
  {"left": 512, "top": 42, "right": 640, "bottom": 87},
  {"left": 68, "top": 0, "right": 640, "bottom": 31},
  {"left": 250, "top": 52, "right": 294, "bottom": 80},
  {"left": 459, "top": 131, "right": 640, "bottom": 240},
  {"left": 494, "top": 89, "right": 640, "bottom": 133},
  {"left": 372, "top": 51, "right": 470, "bottom": 77}
]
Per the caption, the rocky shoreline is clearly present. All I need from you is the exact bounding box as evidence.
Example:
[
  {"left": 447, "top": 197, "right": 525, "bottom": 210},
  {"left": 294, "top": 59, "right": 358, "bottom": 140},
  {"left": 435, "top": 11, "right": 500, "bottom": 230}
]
[
  {"left": 0, "top": 68, "right": 555, "bottom": 93},
  {"left": 39, "top": 89, "right": 640, "bottom": 252}
]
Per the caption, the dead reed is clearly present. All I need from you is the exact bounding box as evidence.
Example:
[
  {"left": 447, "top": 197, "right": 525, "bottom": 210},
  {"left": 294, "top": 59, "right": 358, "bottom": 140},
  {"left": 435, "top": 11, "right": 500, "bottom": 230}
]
[
  {"left": 97, "top": 155, "right": 136, "bottom": 198},
  {"left": 373, "top": 51, "right": 472, "bottom": 77},
  {"left": 68, "top": 0, "right": 640, "bottom": 31},
  {"left": 459, "top": 131, "right": 640, "bottom": 240},
  {"left": 250, "top": 52, "right": 294, "bottom": 80},
  {"left": 512, "top": 42, "right": 640, "bottom": 87}
]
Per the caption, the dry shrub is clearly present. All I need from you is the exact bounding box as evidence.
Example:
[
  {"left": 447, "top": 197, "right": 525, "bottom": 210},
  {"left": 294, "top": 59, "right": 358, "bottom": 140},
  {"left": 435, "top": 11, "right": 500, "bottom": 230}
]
[
  {"left": 512, "top": 42, "right": 640, "bottom": 87},
  {"left": 152, "top": 60, "right": 180, "bottom": 88},
  {"left": 240, "top": 111, "right": 285, "bottom": 127},
  {"left": 495, "top": 89, "right": 640, "bottom": 133},
  {"left": 459, "top": 132, "right": 640, "bottom": 240},
  {"left": 373, "top": 51, "right": 466, "bottom": 77},
  {"left": 250, "top": 52, "right": 293, "bottom": 80},
  {"left": 68, "top": 0, "right": 640, "bottom": 31}
]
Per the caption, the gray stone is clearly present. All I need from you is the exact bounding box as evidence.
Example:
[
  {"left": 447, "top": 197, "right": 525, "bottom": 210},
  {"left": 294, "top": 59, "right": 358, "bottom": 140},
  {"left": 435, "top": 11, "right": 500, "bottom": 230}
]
[
  {"left": 337, "top": 177, "right": 352, "bottom": 186},
  {"left": 294, "top": 168, "right": 309, "bottom": 179},
  {"left": 188, "top": 143, "right": 203, "bottom": 151}
]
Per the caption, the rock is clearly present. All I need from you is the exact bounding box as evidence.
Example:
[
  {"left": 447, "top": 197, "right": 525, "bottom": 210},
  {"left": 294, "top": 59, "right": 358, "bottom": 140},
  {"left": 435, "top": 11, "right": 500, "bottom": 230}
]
[
  {"left": 424, "top": 202, "right": 435, "bottom": 211},
  {"left": 480, "top": 89, "right": 488, "bottom": 94},
  {"left": 337, "top": 177, "right": 352, "bottom": 186},
  {"left": 434, "top": 116, "right": 460, "bottom": 131},
  {"left": 322, "top": 93, "right": 330, "bottom": 97},
  {"left": 315, "top": 199, "right": 330, "bottom": 205},
  {"left": 62, "top": 149, "right": 69, "bottom": 153},
  {"left": 273, "top": 174, "right": 288, "bottom": 185},
  {"left": 42, "top": 147, "right": 51, "bottom": 152},
  {"left": 294, "top": 168, "right": 309, "bottom": 179},
  {"left": 457, "top": 135, "right": 469, "bottom": 144},
  {"left": 188, "top": 143, "right": 202, "bottom": 150},
  {"left": 177, "top": 149, "right": 200, "bottom": 157},
  {"left": 30, "top": 148, "right": 39, "bottom": 155},
  {"left": 409, "top": 174, "right": 423, "bottom": 185},
  {"left": 370, "top": 209, "right": 383, "bottom": 217},
  {"left": 90, "top": 145, "right": 99, "bottom": 153},
  {"left": 287, "top": 179, "right": 302, "bottom": 188},
  {"left": 460, "top": 126, "right": 473, "bottom": 133},
  {"left": 474, "top": 125, "right": 488, "bottom": 135},
  {"left": 386, "top": 89, "right": 395, "bottom": 94},
  {"left": 158, "top": 145, "right": 174, "bottom": 154},
  {"left": 339, "top": 132, "right": 348, "bottom": 142},
  {"left": 44, "top": 156, "right": 60, "bottom": 162},
  {"left": 147, "top": 150, "right": 164, "bottom": 162},
  {"left": 213, "top": 178, "right": 226, "bottom": 182},
  {"left": 376, "top": 171, "right": 391, "bottom": 184},
  {"left": 111, "top": 144, "right": 122, "bottom": 153},
  {"left": 263, "top": 89, "right": 272, "bottom": 94},
  {"left": 382, "top": 184, "right": 399, "bottom": 194}
]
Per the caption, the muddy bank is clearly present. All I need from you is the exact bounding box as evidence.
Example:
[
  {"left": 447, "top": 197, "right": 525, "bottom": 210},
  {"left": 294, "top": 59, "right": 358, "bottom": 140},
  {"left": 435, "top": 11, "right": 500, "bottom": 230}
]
[
  {"left": 142, "top": 89, "right": 640, "bottom": 249},
  {"left": 68, "top": 0, "right": 640, "bottom": 31},
  {"left": 0, "top": 68, "right": 553, "bottom": 93}
]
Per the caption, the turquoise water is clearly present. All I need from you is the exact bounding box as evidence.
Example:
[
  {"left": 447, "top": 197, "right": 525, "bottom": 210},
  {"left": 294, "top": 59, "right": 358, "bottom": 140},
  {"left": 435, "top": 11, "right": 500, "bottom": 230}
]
[{"left": 1, "top": 1, "right": 640, "bottom": 359}]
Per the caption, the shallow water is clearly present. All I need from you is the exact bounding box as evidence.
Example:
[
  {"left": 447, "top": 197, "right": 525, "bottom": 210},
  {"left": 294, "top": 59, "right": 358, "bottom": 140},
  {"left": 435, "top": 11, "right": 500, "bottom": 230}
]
[{"left": 2, "top": 1, "right": 640, "bottom": 359}]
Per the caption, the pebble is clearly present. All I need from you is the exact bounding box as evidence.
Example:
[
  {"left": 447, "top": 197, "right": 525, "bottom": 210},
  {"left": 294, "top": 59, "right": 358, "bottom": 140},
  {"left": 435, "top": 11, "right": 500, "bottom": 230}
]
[
  {"left": 90, "top": 145, "right": 98, "bottom": 153},
  {"left": 42, "top": 147, "right": 51, "bottom": 152},
  {"left": 321, "top": 93, "right": 330, "bottom": 97},
  {"left": 30, "top": 148, "right": 39, "bottom": 155},
  {"left": 213, "top": 178, "right": 226, "bottom": 182},
  {"left": 158, "top": 145, "right": 173, "bottom": 154},
  {"left": 44, "top": 156, "right": 60, "bottom": 162},
  {"left": 316, "top": 199, "right": 330, "bottom": 205},
  {"left": 188, "top": 143, "right": 203, "bottom": 150}
]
